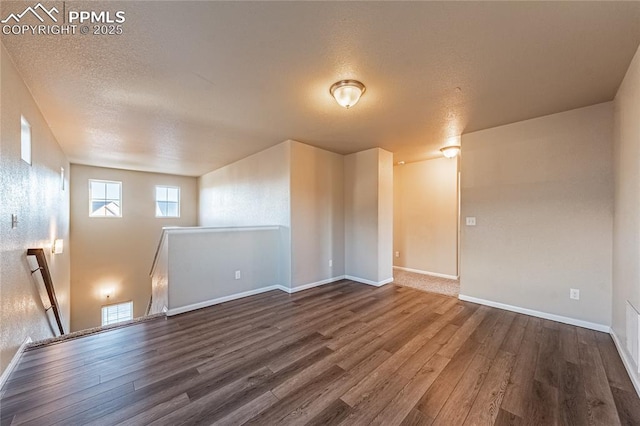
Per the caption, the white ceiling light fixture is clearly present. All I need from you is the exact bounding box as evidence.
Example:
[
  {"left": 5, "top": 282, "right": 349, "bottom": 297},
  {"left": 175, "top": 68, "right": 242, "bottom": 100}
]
[
  {"left": 330, "top": 80, "right": 366, "bottom": 109},
  {"left": 440, "top": 136, "right": 461, "bottom": 158}
]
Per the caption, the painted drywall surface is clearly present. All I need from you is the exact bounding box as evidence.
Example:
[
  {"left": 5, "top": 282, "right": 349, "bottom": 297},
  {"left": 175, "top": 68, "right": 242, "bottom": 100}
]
[
  {"left": 612, "top": 44, "right": 640, "bottom": 383},
  {"left": 460, "top": 102, "right": 613, "bottom": 326},
  {"left": 0, "top": 45, "right": 70, "bottom": 374},
  {"left": 198, "top": 141, "right": 292, "bottom": 287},
  {"left": 70, "top": 165, "right": 197, "bottom": 331},
  {"left": 377, "top": 149, "right": 394, "bottom": 282},
  {"left": 290, "top": 141, "right": 345, "bottom": 287},
  {"left": 394, "top": 158, "right": 458, "bottom": 277},
  {"left": 167, "top": 228, "right": 280, "bottom": 309},
  {"left": 344, "top": 148, "right": 394, "bottom": 284}
]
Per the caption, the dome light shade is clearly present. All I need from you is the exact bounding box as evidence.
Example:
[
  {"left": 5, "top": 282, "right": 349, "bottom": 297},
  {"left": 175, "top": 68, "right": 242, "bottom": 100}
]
[
  {"left": 440, "top": 136, "right": 461, "bottom": 158},
  {"left": 440, "top": 145, "right": 461, "bottom": 158},
  {"left": 330, "top": 80, "right": 366, "bottom": 109}
]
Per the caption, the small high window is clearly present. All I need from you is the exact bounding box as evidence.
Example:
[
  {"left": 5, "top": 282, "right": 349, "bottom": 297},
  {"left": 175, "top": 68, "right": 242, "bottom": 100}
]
[
  {"left": 21, "top": 116, "right": 31, "bottom": 165},
  {"left": 101, "top": 301, "right": 133, "bottom": 326},
  {"left": 89, "top": 180, "right": 122, "bottom": 217},
  {"left": 155, "top": 186, "right": 180, "bottom": 218}
]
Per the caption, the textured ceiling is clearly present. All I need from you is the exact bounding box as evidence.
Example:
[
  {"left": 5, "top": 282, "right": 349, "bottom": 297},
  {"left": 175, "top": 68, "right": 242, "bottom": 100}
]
[{"left": 2, "top": 1, "right": 640, "bottom": 176}]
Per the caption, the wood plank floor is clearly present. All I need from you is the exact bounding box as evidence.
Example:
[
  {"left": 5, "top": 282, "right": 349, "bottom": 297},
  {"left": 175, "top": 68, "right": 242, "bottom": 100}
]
[{"left": 1, "top": 281, "right": 638, "bottom": 425}]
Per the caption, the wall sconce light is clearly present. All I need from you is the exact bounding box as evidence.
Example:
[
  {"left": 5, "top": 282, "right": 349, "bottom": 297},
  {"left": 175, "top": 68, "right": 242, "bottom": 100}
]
[
  {"left": 101, "top": 287, "right": 113, "bottom": 300},
  {"left": 52, "top": 239, "right": 64, "bottom": 254},
  {"left": 440, "top": 136, "right": 461, "bottom": 159},
  {"left": 330, "top": 80, "right": 366, "bottom": 109}
]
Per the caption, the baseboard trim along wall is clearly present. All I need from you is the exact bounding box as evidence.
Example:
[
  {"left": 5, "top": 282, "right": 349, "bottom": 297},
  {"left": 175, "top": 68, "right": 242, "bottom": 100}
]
[
  {"left": 0, "top": 336, "right": 32, "bottom": 391},
  {"left": 393, "top": 266, "right": 459, "bottom": 280},
  {"left": 610, "top": 329, "right": 640, "bottom": 398},
  {"left": 167, "top": 275, "right": 350, "bottom": 316},
  {"left": 167, "top": 286, "right": 286, "bottom": 316},
  {"left": 345, "top": 275, "right": 393, "bottom": 287},
  {"left": 458, "top": 294, "right": 610, "bottom": 333},
  {"left": 289, "top": 276, "right": 347, "bottom": 293}
]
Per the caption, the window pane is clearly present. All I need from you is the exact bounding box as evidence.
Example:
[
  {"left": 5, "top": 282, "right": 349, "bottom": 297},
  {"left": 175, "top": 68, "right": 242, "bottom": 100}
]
[
  {"left": 167, "top": 202, "right": 178, "bottom": 217},
  {"left": 90, "top": 180, "right": 121, "bottom": 217},
  {"left": 104, "top": 202, "right": 120, "bottom": 216},
  {"left": 91, "top": 181, "right": 106, "bottom": 199},
  {"left": 21, "top": 116, "right": 31, "bottom": 165},
  {"left": 106, "top": 183, "right": 120, "bottom": 199},
  {"left": 167, "top": 188, "right": 179, "bottom": 202},
  {"left": 155, "top": 186, "right": 180, "bottom": 217},
  {"left": 156, "top": 187, "right": 166, "bottom": 201},
  {"left": 101, "top": 301, "right": 133, "bottom": 326}
]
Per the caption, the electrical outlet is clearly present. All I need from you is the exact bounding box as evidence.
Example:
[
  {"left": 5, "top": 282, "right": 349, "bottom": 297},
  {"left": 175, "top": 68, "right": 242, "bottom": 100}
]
[
  {"left": 570, "top": 288, "right": 580, "bottom": 300},
  {"left": 329, "top": 259, "right": 333, "bottom": 267},
  {"left": 235, "top": 270, "right": 241, "bottom": 280},
  {"left": 11, "top": 214, "right": 18, "bottom": 228},
  {"left": 466, "top": 217, "right": 476, "bottom": 226},
  {"left": 395, "top": 251, "right": 400, "bottom": 258}
]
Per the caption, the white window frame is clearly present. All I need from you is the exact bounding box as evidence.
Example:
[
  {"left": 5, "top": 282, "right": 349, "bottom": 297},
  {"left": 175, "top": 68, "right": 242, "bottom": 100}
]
[
  {"left": 89, "top": 179, "right": 122, "bottom": 218},
  {"left": 101, "top": 301, "right": 133, "bottom": 326},
  {"left": 21, "top": 115, "right": 31, "bottom": 165},
  {"left": 155, "top": 185, "right": 181, "bottom": 218}
]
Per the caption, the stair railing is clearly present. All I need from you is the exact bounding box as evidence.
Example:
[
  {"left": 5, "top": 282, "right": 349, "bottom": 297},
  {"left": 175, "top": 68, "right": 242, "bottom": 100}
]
[{"left": 26, "top": 248, "right": 65, "bottom": 336}]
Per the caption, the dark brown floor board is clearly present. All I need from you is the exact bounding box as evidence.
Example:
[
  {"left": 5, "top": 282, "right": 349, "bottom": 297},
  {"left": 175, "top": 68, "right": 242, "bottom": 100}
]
[{"left": 1, "top": 281, "right": 638, "bottom": 426}]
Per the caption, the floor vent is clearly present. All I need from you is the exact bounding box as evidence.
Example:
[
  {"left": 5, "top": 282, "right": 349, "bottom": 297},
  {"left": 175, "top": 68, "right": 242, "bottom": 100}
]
[{"left": 626, "top": 300, "right": 640, "bottom": 372}]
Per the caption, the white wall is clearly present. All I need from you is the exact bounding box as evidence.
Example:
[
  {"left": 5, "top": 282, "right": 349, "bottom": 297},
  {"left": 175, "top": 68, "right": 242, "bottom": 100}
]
[
  {"left": 199, "top": 141, "right": 292, "bottom": 286},
  {"left": 70, "top": 165, "right": 198, "bottom": 331},
  {"left": 394, "top": 158, "right": 458, "bottom": 277},
  {"left": 0, "top": 45, "right": 70, "bottom": 375},
  {"left": 290, "top": 141, "right": 345, "bottom": 287},
  {"left": 344, "top": 148, "right": 394, "bottom": 285},
  {"left": 612, "top": 44, "right": 640, "bottom": 389},
  {"left": 460, "top": 102, "right": 614, "bottom": 328}
]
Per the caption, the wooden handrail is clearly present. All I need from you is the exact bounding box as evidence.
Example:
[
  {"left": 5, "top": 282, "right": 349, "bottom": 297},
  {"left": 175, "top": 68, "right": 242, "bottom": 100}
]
[{"left": 27, "top": 248, "right": 65, "bottom": 336}]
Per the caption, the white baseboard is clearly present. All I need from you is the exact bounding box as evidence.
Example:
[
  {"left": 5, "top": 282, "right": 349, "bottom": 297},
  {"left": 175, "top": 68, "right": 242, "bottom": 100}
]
[
  {"left": 458, "top": 294, "right": 610, "bottom": 333},
  {"left": 288, "top": 276, "right": 347, "bottom": 293},
  {"left": 610, "top": 329, "right": 640, "bottom": 398},
  {"left": 167, "top": 276, "right": 349, "bottom": 315},
  {"left": 167, "top": 275, "right": 393, "bottom": 317},
  {"left": 393, "top": 266, "right": 459, "bottom": 280},
  {"left": 0, "top": 336, "right": 32, "bottom": 391},
  {"left": 345, "top": 275, "right": 393, "bottom": 287},
  {"left": 167, "top": 285, "right": 286, "bottom": 316}
]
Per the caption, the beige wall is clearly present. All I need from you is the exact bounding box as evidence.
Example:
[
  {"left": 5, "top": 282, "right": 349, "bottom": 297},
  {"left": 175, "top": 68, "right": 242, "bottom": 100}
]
[
  {"left": 613, "top": 44, "right": 640, "bottom": 386},
  {"left": 199, "top": 141, "right": 292, "bottom": 286},
  {"left": 460, "top": 102, "right": 614, "bottom": 327},
  {"left": 378, "top": 149, "right": 394, "bottom": 282},
  {"left": 167, "top": 227, "right": 281, "bottom": 312},
  {"left": 290, "top": 141, "right": 345, "bottom": 287},
  {"left": 0, "top": 45, "right": 70, "bottom": 375},
  {"left": 394, "top": 158, "right": 458, "bottom": 277},
  {"left": 344, "top": 148, "right": 394, "bottom": 285},
  {"left": 70, "top": 165, "right": 197, "bottom": 331}
]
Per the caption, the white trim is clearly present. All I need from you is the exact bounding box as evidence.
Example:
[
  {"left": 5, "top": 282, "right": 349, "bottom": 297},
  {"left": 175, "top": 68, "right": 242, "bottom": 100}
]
[
  {"left": 345, "top": 275, "right": 394, "bottom": 287},
  {"left": 167, "top": 285, "right": 286, "bottom": 316},
  {"left": 458, "top": 294, "right": 610, "bottom": 333},
  {"left": 288, "top": 276, "right": 346, "bottom": 293},
  {"left": 166, "top": 275, "right": 391, "bottom": 317},
  {"left": 610, "top": 329, "right": 640, "bottom": 398},
  {"left": 0, "top": 336, "right": 31, "bottom": 391},
  {"left": 393, "top": 266, "right": 459, "bottom": 280}
]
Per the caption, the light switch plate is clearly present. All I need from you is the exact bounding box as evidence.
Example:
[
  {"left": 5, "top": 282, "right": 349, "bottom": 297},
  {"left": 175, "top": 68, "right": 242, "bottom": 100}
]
[{"left": 466, "top": 217, "right": 476, "bottom": 226}]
